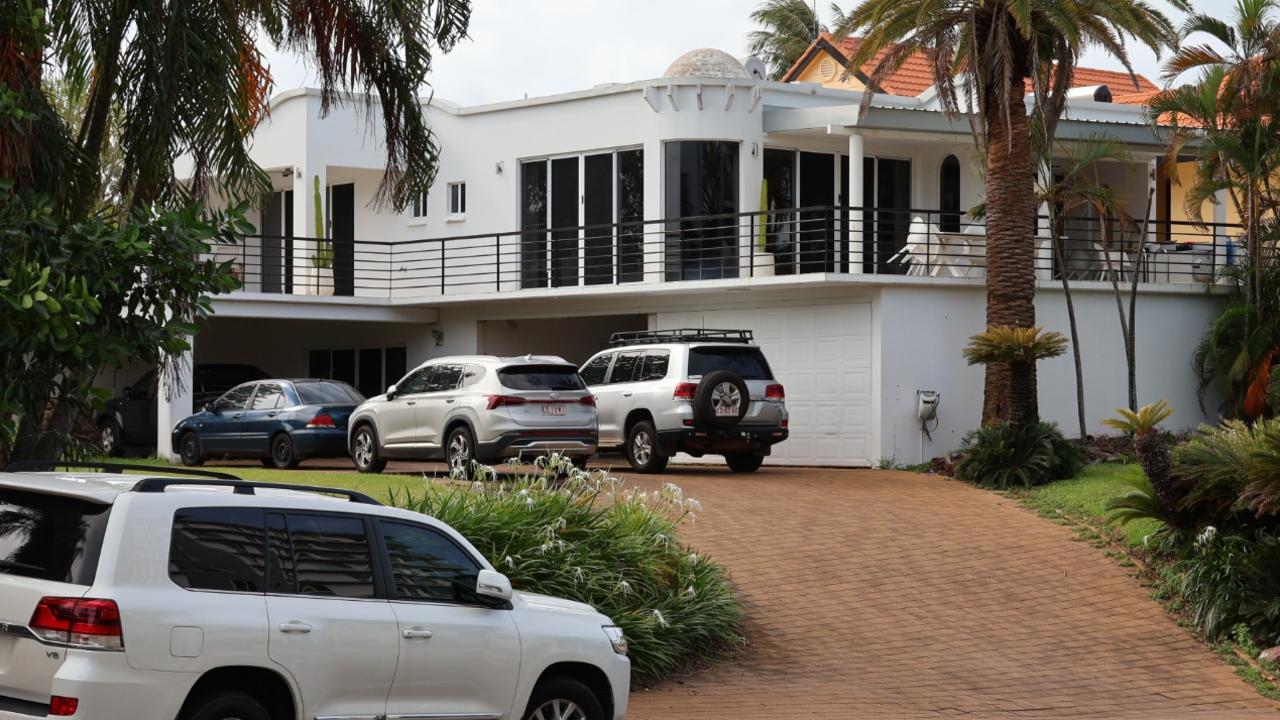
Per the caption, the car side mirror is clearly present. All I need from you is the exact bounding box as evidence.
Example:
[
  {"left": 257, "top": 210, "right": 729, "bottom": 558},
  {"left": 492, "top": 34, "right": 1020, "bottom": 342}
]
[
  {"left": 204, "top": 402, "right": 216, "bottom": 414},
  {"left": 476, "top": 569, "right": 513, "bottom": 603},
  {"left": 385, "top": 383, "right": 398, "bottom": 399}
]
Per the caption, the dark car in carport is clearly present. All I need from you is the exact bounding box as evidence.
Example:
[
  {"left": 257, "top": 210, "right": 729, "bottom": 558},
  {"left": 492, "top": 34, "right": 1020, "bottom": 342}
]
[
  {"left": 97, "top": 363, "right": 270, "bottom": 456},
  {"left": 172, "top": 379, "right": 365, "bottom": 468}
]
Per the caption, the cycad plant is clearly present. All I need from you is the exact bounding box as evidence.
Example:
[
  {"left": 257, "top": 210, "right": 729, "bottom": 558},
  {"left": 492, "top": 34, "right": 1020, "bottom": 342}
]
[
  {"left": 963, "top": 326, "right": 1069, "bottom": 426},
  {"left": 1102, "top": 400, "right": 1178, "bottom": 515}
]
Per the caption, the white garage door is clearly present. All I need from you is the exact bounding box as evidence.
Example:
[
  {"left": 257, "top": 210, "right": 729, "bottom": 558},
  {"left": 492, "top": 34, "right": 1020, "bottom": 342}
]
[{"left": 656, "top": 300, "right": 874, "bottom": 466}]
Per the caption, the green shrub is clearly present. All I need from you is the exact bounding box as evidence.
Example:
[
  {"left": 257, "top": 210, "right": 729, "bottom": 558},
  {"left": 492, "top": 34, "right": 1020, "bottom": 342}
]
[
  {"left": 388, "top": 456, "right": 743, "bottom": 683},
  {"left": 1178, "top": 530, "right": 1280, "bottom": 644},
  {"left": 955, "top": 421, "right": 1084, "bottom": 489},
  {"left": 1175, "top": 418, "right": 1280, "bottom": 530}
]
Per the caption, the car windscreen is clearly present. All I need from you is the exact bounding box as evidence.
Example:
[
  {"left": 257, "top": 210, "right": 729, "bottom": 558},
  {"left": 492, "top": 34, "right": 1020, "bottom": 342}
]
[
  {"left": 498, "top": 365, "right": 586, "bottom": 391},
  {"left": 0, "top": 488, "right": 112, "bottom": 585},
  {"left": 296, "top": 381, "right": 365, "bottom": 405},
  {"left": 689, "top": 347, "right": 774, "bottom": 380}
]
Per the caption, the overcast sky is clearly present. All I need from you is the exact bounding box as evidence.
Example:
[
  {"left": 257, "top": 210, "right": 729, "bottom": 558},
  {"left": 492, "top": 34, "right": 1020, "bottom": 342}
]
[{"left": 263, "top": 0, "right": 1194, "bottom": 107}]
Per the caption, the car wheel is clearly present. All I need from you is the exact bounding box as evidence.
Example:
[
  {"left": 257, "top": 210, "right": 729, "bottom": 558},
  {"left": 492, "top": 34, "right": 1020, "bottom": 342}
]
[
  {"left": 99, "top": 419, "right": 124, "bottom": 458},
  {"left": 351, "top": 424, "right": 386, "bottom": 474},
  {"left": 522, "top": 676, "right": 605, "bottom": 720},
  {"left": 270, "top": 433, "right": 298, "bottom": 470},
  {"left": 179, "top": 432, "right": 204, "bottom": 467},
  {"left": 693, "top": 370, "right": 751, "bottom": 429},
  {"left": 626, "top": 420, "right": 668, "bottom": 474},
  {"left": 180, "top": 690, "right": 271, "bottom": 720},
  {"left": 725, "top": 453, "right": 764, "bottom": 473},
  {"left": 571, "top": 455, "right": 590, "bottom": 471},
  {"left": 446, "top": 425, "right": 477, "bottom": 476}
]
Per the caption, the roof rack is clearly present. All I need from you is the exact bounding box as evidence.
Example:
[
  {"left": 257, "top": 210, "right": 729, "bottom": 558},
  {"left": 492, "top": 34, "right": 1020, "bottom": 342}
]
[
  {"left": 607, "top": 328, "right": 755, "bottom": 347},
  {"left": 130, "top": 478, "right": 381, "bottom": 506},
  {"left": 5, "top": 461, "right": 242, "bottom": 481}
]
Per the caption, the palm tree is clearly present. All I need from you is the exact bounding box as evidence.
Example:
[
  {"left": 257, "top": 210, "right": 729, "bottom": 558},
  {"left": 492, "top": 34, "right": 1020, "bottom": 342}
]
[
  {"left": 747, "top": 1, "right": 856, "bottom": 80},
  {"left": 962, "top": 326, "right": 1069, "bottom": 425},
  {"left": 843, "top": 0, "right": 1180, "bottom": 425},
  {"left": 1102, "top": 400, "right": 1178, "bottom": 513}
]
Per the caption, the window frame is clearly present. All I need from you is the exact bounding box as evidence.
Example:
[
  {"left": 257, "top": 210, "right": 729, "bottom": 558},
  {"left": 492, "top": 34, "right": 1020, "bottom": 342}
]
[
  {"left": 578, "top": 353, "right": 615, "bottom": 387},
  {"left": 249, "top": 382, "right": 286, "bottom": 411},
  {"left": 447, "top": 182, "right": 466, "bottom": 219},
  {"left": 411, "top": 189, "right": 429, "bottom": 220},
  {"left": 371, "top": 518, "right": 487, "bottom": 607},
  {"left": 607, "top": 351, "right": 644, "bottom": 384},
  {"left": 214, "top": 383, "right": 258, "bottom": 412},
  {"left": 636, "top": 350, "right": 671, "bottom": 382},
  {"left": 264, "top": 510, "right": 388, "bottom": 601},
  {"left": 167, "top": 507, "right": 268, "bottom": 595}
]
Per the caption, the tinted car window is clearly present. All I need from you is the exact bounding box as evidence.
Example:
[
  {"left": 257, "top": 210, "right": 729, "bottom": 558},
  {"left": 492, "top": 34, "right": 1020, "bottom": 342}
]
[
  {"left": 427, "top": 365, "right": 465, "bottom": 392},
  {"left": 579, "top": 354, "right": 612, "bottom": 386},
  {"left": 266, "top": 513, "right": 296, "bottom": 594},
  {"left": 0, "top": 489, "right": 111, "bottom": 585},
  {"left": 460, "top": 365, "right": 486, "bottom": 388},
  {"left": 638, "top": 351, "right": 670, "bottom": 382},
  {"left": 215, "top": 384, "right": 256, "bottom": 411},
  {"left": 499, "top": 365, "right": 586, "bottom": 391},
  {"left": 251, "top": 383, "right": 285, "bottom": 410},
  {"left": 169, "top": 508, "right": 266, "bottom": 592},
  {"left": 397, "top": 367, "right": 433, "bottom": 395},
  {"left": 689, "top": 347, "right": 774, "bottom": 380},
  {"left": 296, "top": 381, "right": 364, "bottom": 405},
  {"left": 608, "top": 352, "right": 643, "bottom": 384},
  {"left": 284, "top": 514, "right": 375, "bottom": 598},
  {"left": 379, "top": 521, "right": 481, "bottom": 604}
]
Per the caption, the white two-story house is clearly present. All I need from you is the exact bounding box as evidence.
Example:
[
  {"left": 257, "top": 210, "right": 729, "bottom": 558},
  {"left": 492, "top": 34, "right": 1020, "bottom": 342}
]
[{"left": 151, "top": 38, "right": 1238, "bottom": 467}]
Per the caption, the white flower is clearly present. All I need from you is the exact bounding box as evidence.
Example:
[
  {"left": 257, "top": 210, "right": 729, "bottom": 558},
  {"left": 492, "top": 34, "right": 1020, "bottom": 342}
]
[
  {"left": 504, "top": 555, "right": 516, "bottom": 569},
  {"left": 616, "top": 580, "right": 632, "bottom": 596},
  {"left": 651, "top": 609, "right": 669, "bottom": 628},
  {"left": 572, "top": 566, "right": 586, "bottom": 583},
  {"left": 1196, "top": 525, "right": 1218, "bottom": 549},
  {"left": 685, "top": 498, "right": 703, "bottom": 513},
  {"left": 662, "top": 483, "right": 684, "bottom": 502},
  {"left": 687, "top": 553, "right": 700, "bottom": 565},
  {"left": 684, "top": 586, "right": 696, "bottom": 598}
]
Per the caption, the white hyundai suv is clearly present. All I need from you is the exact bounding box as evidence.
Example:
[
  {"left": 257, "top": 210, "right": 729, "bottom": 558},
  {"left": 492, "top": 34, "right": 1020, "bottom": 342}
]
[{"left": 0, "top": 463, "right": 629, "bottom": 720}]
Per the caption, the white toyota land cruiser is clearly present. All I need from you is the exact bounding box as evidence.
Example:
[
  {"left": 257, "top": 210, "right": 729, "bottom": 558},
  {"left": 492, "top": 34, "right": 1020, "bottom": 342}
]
[{"left": 0, "top": 463, "right": 629, "bottom": 720}]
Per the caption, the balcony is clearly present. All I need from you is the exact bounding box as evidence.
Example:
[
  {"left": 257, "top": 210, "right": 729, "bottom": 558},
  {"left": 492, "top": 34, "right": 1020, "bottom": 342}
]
[{"left": 208, "top": 207, "right": 1244, "bottom": 301}]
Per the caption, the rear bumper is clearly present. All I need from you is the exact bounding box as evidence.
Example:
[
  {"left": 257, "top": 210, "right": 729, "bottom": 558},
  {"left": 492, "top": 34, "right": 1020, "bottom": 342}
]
[
  {"left": 0, "top": 651, "right": 195, "bottom": 720},
  {"left": 658, "top": 425, "right": 789, "bottom": 457},
  {"left": 289, "top": 427, "right": 351, "bottom": 459},
  {"left": 478, "top": 431, "right": 598, "bottom": 461}
]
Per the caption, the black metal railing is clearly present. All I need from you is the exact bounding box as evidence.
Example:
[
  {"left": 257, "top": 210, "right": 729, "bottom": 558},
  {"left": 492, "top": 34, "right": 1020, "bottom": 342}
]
[{"left": 204, "top": 207, "right": 1244, "bottom": 299}]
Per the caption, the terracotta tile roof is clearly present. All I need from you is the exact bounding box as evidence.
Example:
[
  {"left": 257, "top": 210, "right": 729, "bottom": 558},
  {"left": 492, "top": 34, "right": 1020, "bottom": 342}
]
[{"left": 783, "top": 34, "right": 1161, "bottom": 104}]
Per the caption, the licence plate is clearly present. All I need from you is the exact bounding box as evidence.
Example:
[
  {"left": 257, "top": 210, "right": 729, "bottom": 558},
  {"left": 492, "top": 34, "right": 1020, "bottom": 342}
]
[
  {"left": 715, "top": 406, "right": 737, "bottom": 417},
  {"left": 541, "top": 404, "right": 566, "bottom": 416}
]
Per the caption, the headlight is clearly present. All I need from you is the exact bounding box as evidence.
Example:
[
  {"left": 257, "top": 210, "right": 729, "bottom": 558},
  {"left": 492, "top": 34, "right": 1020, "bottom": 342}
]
[{"left": 602, "top": 625, "right": 627, "bottom": 656}]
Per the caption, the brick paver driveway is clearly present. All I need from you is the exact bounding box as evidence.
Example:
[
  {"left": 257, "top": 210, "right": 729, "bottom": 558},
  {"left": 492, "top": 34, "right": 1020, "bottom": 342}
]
[{"left": 619, "top": 466, "right": 1278, "bottom": 720}]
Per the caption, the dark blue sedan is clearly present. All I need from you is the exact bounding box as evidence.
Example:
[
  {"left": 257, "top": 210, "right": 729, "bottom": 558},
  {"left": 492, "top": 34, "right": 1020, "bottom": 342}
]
[{"left": 172, "top": 379, "right": 364, "bottom": 469}]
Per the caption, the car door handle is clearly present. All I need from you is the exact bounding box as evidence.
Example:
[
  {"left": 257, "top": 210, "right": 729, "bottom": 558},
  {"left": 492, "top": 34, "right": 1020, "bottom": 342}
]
[
  {"left": 267, "top": 411, "right": 277, "bottom": 417},
  {"left": 402, "top": 628, "right": 434, "bottom": 640},
  {"left": 232, "top": 413, "right": 243, "bottom": 420},
  {"left": 406, "top": 400, "right": 417, "bottom": 406},
  {"left": 623, "top": 392, "right": 633, "bottom": 398},
  {"left": 446, "top": 399, "right": 456, "bottom": 404},
  {"left": 278, "top": 621, "right": 312, "bottom": 634}
]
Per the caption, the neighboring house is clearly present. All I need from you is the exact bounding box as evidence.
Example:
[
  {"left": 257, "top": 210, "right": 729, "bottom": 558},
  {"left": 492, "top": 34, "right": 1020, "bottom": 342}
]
[{"left": 160, "top": 40, "right": 1240, "bottom": 467}]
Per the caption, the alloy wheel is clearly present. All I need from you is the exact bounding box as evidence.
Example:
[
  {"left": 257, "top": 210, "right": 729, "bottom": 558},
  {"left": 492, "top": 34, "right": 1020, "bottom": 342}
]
[
  {"left": 273, "top": 437, "right": 291, "bottom": 464},
  {"left": 448, "top": 432, "right": 471, "bottom": 473},
  {"left": 353, "top": 430, "right": 374, "bottom": 468},
  {"left": 529, "top": 699, "right": 588, "bottom": 720},
  {"left": 711, "top": 382, "right": 741, "bottom": 415},
  {"left": 631, "top": 429, "right": 652, "bottom": 465},
  {"left": 100, "top": 425, "right": 116, "bottom": 454}
]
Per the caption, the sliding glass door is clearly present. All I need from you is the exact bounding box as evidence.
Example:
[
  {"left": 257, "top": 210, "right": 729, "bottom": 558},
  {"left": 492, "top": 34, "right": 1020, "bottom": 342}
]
[
  {"left": 861, "top": 157, "right": 912, "bottom": 274},
  {"left": 664, "top": 141, "right": 739, "bottom": 281},
  {"left": 260, "top": 190, "right": 294, "bottom": 294}
]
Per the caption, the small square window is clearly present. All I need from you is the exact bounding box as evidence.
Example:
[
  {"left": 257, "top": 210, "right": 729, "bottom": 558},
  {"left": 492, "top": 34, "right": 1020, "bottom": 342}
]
[
  {"left": 412, "top": 190, "right": 428, "bottom": 218},
  {"left": 448, "top": 182, "right": 466, "bottom": 217}
]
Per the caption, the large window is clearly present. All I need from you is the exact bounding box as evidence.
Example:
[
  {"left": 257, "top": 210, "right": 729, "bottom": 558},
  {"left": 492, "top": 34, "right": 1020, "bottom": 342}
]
[
  {"left": 379, "top": 521, "right": 481, "bottom": 604},
  {"left": 169, "top": 508, "right": 266, "bottom": 593},
  {"left": 664, "top": 141, "right": 740, "bottom": 280},
  {"left": 940, "top": 155, "right": 961, "bottom": 232},
  {"left": 310, "top": 346, "right": 406, "bottom": 398},
  {"left": 763, "top": 148, "right": 797, "bottom": 275}
]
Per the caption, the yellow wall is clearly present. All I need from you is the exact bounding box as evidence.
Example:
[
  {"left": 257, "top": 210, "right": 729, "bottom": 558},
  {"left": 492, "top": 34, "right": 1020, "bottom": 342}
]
[
  {"left": 1164, "top": 161, "right": 1241, "bottom": 243},
  {"left": 793, "top": 51, "right": 866, "bottom": 90}
]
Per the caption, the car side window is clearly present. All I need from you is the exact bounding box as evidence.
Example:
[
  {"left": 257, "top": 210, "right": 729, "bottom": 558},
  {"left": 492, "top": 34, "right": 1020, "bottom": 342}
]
[
  {"left": 427, "top": 364, "right": 464, "bottom": 392},
  {"left": 397, "top": 366, "right": 433, "bottom": 395},
  {"left": 460, "top": 364, "right": 486, "bottom": 388},
  {"left": 250, "top": 383, "right": 284, "bottom": 410},
  {"left": 169, "top": 508, "right": 266, "bottom": 593},
  {"left": 637, "top": 351, "right": 670, "bottom": 382},
  {"left": 579, "top": 354, "right": 612, "bottom": 386},
  {"left": 215, "top": 384, "right": 256, "bottom": 412},
  {"left": 608, "top": 352, "right": 643, "bottom": 384},
  {"left": 280, "top": 513, "right": 376, "bottom": 598},
  {"left": 378, "top": 520, "right": 481, "bottom": 604}
]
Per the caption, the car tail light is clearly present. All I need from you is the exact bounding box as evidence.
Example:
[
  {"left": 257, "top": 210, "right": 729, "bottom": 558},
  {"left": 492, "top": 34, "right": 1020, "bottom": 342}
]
[
  {"left": 765, "top": 384, "right": 785, "bottom": 401},
  {"left": 781, "top": 419, "right": 789, "bottom": 429},
  {"left": 49, "top": 697, "right": 79, "bottom": 716},
  {"left": 673, "top": 383, "right": 697, "bottom": 401},
  {"left": 487, "top": 395, "right": 528, "bottom": 410},
  {"left": 30, "top": 598, "right": 124, "bottom": 651},
  {"left": 578, "top": 395, "right": 596, "bottom": 407},
  {"left": 307, "top": 413, "right": 336, "bottom": 428}
]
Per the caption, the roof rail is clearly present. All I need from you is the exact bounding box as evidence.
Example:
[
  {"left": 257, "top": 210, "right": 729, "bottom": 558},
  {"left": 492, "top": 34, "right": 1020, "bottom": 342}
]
[
  {"left": 5, "top": 461, "right": 242, "bottom": 481},
  {"left": 607, "top": 328, "right": 755, "bottom": 347},
  {"left": 130, "top": 478, "right": 381, "bottom": 506}
]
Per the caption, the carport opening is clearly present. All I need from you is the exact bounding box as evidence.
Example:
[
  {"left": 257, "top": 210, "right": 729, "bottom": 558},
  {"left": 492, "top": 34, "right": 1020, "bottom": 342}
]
[{"left": 478, "top": 315, "right": 647, "bottom": 365}]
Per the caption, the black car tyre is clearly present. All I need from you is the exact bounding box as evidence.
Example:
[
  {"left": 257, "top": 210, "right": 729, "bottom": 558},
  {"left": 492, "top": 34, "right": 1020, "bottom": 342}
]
[
  {"left": 571, "top": 455, "right": 590, "bottom": 471},
  {"left": 725, "top": 453, "right": 764, "bottom": 473},
  {"left": 180, "top": 691, "right": 271, "bottom": 720},
  {"left": 446, "top": 425, "right": 477, "bottom": 476},
  {"left": 270, "top": 433, "right": 298, "bottom": 470},
  {"left": 179, "top": 432, "right": 204, "bottom": 467},
  {"left": 99, "top": 419, "right": 124, "bottom": 457},
  {"left": 626, "top": 420, "right": 668, "bottom": 474},
  {"left": 351, "top": 424, "right": 386, "bottom": 474},
  {"left": 522, "top": 676, "right": 605, "bottom": 720},
  {"left": 693, "top": 371, "right": 751, "bottom": 429}
]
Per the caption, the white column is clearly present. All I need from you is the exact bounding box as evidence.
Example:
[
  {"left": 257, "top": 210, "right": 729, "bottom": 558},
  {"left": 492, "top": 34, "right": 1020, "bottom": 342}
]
[
  {"left": 642, "top": 139, "right": 664, "bottom": 283},
  {"left": 156, "top": 344, "right": 194, "bottom": 462},
  {"left": 740, "top": 139, "right": 764, "bottom": 278},
  {"left": 847, "top": 132, "right": 865, "bottom": 274},
  {"left": 293, "top": 163, "right": 327, "bottom": 294}
]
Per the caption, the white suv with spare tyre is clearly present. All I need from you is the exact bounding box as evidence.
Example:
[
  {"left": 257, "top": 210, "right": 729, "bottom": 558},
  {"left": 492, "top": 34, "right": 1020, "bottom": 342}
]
[
  {"left": 0, "top": 463, "right": 629, "bottom": 720},
  {"left": 580, "top": 329, "right": 789, "bottom": 473}
]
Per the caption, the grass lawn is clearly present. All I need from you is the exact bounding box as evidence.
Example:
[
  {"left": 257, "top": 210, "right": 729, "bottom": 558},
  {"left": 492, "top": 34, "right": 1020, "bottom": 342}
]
[{"left": 1014, "top": 463, "right": 1161, "bottom": 546}]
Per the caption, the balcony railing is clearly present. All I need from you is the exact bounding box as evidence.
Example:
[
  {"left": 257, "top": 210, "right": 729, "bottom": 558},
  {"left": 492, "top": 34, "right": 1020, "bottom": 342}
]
[{"left": 208, "top": 207, "right": 1244, "bottom": 299}]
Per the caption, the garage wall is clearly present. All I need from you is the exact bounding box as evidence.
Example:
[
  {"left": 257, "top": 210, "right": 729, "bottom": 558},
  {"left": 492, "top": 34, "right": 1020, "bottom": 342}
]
[
  {"left": 878, "top": 283, "right": 1223, "bottom": 464},
  {"left": 478, "top": 314, "right": 647, "bottom": 365}
]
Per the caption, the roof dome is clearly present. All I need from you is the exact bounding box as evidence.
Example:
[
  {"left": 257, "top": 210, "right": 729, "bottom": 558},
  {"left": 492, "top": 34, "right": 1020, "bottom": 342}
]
[{"left": 663, "top": 49, "right": 750, "bottom": 79}]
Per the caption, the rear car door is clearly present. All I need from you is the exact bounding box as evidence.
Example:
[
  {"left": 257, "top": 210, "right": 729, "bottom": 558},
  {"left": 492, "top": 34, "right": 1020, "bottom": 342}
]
[
  {"left": 377, "top": 519, "right": 521, "bottom": 719},
  {"left": 418, "top": 364, "right": 465, "bottom": 450},
  {"left": 0, "top": 487, "right": 111, "bottom": 711},
  {"left": 381, "top": 366, "right": 434, "bottom": 447},
  {"left": 199, "top": 383, "right": 256, "bottom": 453},
  {"left": 596, "top": 351, "right": 642, "bottom": 444},
  {"left": 239, "top": 382, "right": 286, "bottom": 456},
  {"left": 264, "top": 512, "right": 397, "bottom": 720}
]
